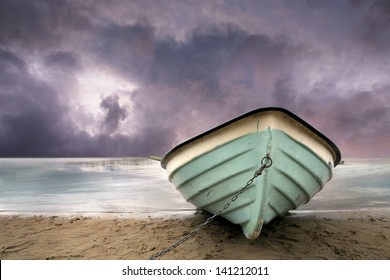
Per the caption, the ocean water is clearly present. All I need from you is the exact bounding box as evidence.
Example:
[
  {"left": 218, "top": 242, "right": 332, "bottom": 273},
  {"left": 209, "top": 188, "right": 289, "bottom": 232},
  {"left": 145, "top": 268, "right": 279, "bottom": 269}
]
[
  {"left": 298, "top": 158, "right": 390, "bottom": 212},
  {"left": 0, "top": 158, "right": 389, "bottom": 217},
  {"left": 0, "top": 158, "right": 194, "bottom": 216}
]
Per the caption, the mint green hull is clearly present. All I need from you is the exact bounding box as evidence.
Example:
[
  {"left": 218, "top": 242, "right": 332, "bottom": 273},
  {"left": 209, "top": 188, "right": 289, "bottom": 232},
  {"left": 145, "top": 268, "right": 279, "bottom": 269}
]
[{"left": 168, "top": 128, "right": 333, "bottom": 239}]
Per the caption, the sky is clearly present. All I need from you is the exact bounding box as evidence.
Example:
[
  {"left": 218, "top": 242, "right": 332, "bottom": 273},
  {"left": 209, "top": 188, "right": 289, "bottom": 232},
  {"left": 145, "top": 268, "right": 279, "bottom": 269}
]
[{"left": 0, "top": 0, "right": 389, "bottom": 158}]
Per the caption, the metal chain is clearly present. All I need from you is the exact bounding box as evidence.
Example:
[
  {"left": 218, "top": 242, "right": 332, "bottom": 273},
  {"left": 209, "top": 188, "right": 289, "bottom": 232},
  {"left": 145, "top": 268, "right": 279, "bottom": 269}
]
[{"left": 148, "top": 154, "right": 273, "bottom": 260}]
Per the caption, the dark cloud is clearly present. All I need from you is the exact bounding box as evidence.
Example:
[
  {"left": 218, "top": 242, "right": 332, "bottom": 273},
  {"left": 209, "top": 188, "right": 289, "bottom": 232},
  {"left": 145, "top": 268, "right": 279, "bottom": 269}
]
[
  {"left": 0, "top": 49, "right": 28, "bottom": 88},
  {"left": 359, "top": 0, "right": 390, "bottom": 48},
  {"left": 96, "top": 21, "right": 156, "bottom": 82},
  {"left": 100, "top": 94, "right": 128, "bottom": 134},
  {"left": 96, "top": 22, "right": 247, "bottom": 92},
  {"left": 0, "top": 0, "right": 91, "bottom": 50},
  {"left": 322, "top": 90, "right": 390, "bottom": 157},
  {"left": 0, "top": 0, "right": 57, "bottom": 48},
  {"left": 0, "top": 49, "right": 69, "bottom": 156},
  {"left": 220, "top": 35, "right": 303, "bottom": 110},
  {"left": 44, "top": 51, "right": 80, "bottom": 69},
  {"left": 150, "top": 24, "right": 247, "bottom": 91}
]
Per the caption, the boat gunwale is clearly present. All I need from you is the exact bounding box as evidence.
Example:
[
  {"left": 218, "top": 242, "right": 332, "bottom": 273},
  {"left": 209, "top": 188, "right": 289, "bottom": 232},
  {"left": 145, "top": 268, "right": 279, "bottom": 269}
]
[{"left": 161, "top": 107, "right": 342, "bottom": 168}]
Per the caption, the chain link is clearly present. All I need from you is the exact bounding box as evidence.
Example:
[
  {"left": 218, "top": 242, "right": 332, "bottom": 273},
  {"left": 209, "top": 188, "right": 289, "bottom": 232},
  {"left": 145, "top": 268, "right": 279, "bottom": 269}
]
[{"left": 148, "top": 154, "right": 272, "bottom": 260}]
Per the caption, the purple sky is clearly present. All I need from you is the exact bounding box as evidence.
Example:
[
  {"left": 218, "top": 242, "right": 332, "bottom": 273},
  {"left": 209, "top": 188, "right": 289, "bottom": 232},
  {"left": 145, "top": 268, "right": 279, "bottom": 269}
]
[{"left": 0, "top": 0, "right": 389, "bottom": 158}]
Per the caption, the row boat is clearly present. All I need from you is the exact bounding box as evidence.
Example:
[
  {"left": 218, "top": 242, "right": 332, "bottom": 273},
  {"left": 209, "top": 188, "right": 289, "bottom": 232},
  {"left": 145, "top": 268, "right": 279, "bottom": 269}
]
[{"left": 160, "top": 107, "right": 341, "bottom": 239}]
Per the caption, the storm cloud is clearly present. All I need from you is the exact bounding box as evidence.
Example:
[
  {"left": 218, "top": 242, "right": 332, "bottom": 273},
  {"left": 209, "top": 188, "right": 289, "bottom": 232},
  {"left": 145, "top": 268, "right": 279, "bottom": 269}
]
[{"left": 0, "top": 0, "right": 389, "bottom": 157}]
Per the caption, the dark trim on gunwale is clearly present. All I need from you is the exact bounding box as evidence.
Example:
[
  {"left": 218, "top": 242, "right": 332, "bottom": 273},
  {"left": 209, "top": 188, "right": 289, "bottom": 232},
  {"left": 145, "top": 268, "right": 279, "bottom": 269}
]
[{"left": 161, "top": 107, "right": 342, "bottom": 169}]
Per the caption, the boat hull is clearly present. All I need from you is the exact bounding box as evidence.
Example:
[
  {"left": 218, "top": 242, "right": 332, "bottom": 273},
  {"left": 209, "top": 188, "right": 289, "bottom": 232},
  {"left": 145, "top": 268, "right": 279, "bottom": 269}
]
[{"left": 162, "top": 108, "right": 340, "bottom": 239}]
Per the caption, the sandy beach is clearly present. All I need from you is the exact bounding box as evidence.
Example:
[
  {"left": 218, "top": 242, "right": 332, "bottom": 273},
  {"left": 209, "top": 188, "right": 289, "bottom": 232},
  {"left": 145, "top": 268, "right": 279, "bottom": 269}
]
[{"left": 1, "top": 211, "right": 389, "bottom": 260}]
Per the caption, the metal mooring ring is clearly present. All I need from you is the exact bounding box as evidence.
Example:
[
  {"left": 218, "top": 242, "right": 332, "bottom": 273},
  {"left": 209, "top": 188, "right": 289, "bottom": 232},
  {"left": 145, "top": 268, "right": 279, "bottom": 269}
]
[{"left": 261, "top": 155, "right": 273, "bottom": 168}]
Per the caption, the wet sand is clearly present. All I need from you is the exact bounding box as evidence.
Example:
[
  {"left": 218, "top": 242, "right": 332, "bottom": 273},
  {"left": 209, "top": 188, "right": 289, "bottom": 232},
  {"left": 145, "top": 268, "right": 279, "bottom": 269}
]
[{"left": 1, "top": 211, "right": 389, "bottom": 260}]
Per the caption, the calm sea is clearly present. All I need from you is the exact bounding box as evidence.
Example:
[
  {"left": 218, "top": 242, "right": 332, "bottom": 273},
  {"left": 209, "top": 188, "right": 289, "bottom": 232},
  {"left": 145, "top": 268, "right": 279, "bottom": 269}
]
[{"left": 0, "top": 158, "right": 389, "bottom": 217}]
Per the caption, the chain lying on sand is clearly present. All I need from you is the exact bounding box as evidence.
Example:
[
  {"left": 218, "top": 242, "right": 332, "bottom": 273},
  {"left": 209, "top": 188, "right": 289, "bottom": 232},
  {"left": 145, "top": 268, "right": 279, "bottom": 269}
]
[{"left": 148, "top": 154, "right": 273, "bottom": 260}]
